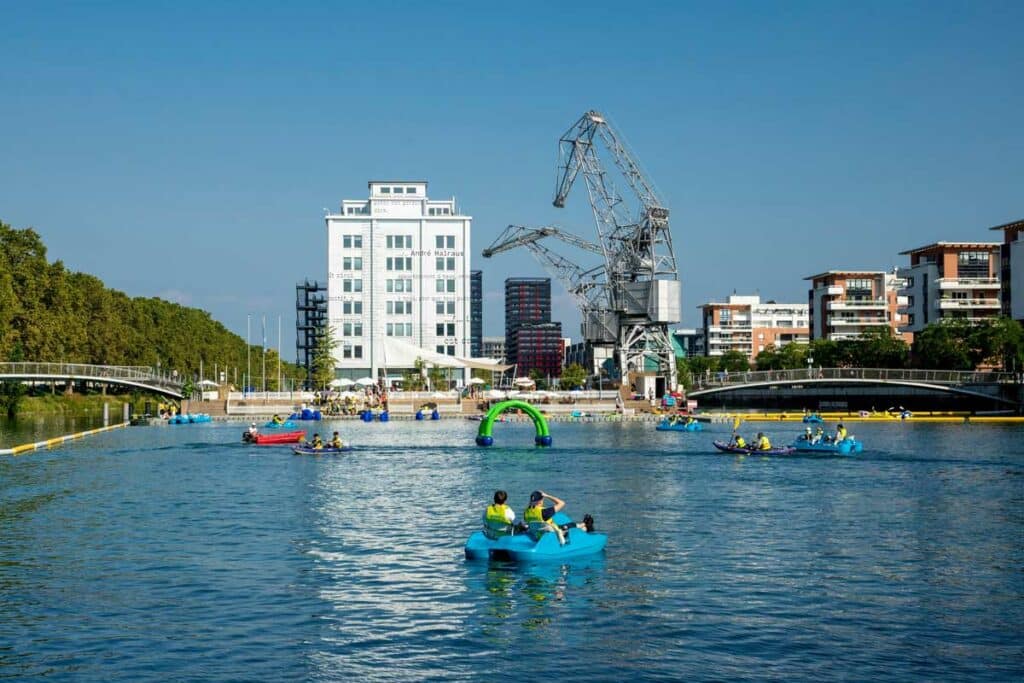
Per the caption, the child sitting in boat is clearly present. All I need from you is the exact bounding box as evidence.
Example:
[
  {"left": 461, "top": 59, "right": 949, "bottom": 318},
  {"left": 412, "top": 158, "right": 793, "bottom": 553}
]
[{"left": 329, "top": 432, "right": 344, "bottom": 448}]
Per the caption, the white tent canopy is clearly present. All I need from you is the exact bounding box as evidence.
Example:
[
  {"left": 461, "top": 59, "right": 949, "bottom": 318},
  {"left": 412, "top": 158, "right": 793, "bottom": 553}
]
[
  {"left": 355, "top": 377, "right": 376, "bottom": 386},
  {"left": 467, "top": 377, "right": 486, "bottom": 385},
  {"left": 380, "top": 338, "right": 513, "bottom": 372}
]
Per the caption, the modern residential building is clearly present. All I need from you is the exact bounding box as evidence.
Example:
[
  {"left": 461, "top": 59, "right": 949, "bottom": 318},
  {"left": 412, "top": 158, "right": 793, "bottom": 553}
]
[
  {"left": 670, "top": 328, "right": 703, "bottom": 359},
  {"left": 324, "top": 181, "right": 472, "bottom": 381},
  {"left": 504, "top": 277, "right": 563, "bottom": 376},
  {"left": 295, "top": 280, "right": 327, "bottom": 387},
  {"left": 482, "top": 336, "right": 505, "bottom": 362},
  {"left": 990, "top": 219, "right": 1024, "bottom": 322},
  {"left": 470, "top": 270, "right": 483, "bottom": 358},
  {"left": 564, "top": 341, "right": 615, "bottom": 377},
  {"left": 805, "top": 271, "right": 909, "bottom": 342},
  {"left": 896, "top": 242, "right": 1001, "bottom": 334},
  {"left": 698, "top": 295, "right": 809, "bottom": 360}
]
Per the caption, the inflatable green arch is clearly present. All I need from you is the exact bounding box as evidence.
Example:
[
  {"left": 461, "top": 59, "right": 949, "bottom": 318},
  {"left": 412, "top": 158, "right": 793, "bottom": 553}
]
[{"left": 475, "top": 400, "right": 552, "bottom": 447}]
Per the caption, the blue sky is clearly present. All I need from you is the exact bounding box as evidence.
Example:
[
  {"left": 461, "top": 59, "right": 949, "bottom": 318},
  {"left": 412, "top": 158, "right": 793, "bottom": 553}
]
[{"left": 2, "top": 1, "right": 1021, "bottom": 357}]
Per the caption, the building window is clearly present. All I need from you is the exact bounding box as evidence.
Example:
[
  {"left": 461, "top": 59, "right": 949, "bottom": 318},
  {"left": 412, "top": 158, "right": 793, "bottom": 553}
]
[
  {"left": 342, "top": 323, "right": 363, "bottom": 336},
  {"left": 342, "top": 235, "right": 363, "bottom": 249},
  {"left": 436, "top": 345, "right": 445, "bottom": 354},
  {"left": 386, "top": 235, "right": 413, "bottom": 249},
  {"left": 957, "top": 251, "right": 990, "bottom": 278},
  {"left": 406, "top": 187, "right": 416, "bottom": 194},
  {"left": 342, "top": 257, "right": 362, "bottom": 270},
  {"left": 447, "top": 323, "right": 455, "bottom": 336},
  {"left": 386, "top": 257, "right": 413, "bottom": 271},
  {"left": 435, "top": 235, "right": 456, "bottom": 249},
  {"left": 342, "top": 301, "right": 363, "bottom": 315},
  {"left": 343, "top": 346, "right": 352, "bottom": 359},
  {"left": 387, "top": 301, "right": 412, "bottom": 315},
  {"left": 386, "top": 278, "right": 413, "bottom": 293},
  {"left": 436, "top": 323, "right": 445, "bottom": 336},
  {"left": 394, "top": 187, "right": 404, "bottom": 194},
  {"left": 846, "top": 279, "right": 873, "bottom": 299},
  {"left": 381, "top": 187, "right": 391, "bottom": 194},
  {"left": 447, "top": 345, "right": 455, "bottom": 356}
]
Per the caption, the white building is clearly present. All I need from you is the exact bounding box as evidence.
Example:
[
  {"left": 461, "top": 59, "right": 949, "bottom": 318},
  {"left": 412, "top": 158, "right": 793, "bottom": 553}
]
[
  {"left": 896, "top": 242, "right": 1001, "bottom": 334},
  {"left": 699, "top": 295, "right": 809, "bottom": 360},
  {"left": 325, "top": 181, "right": 472, "bottom": 383}
]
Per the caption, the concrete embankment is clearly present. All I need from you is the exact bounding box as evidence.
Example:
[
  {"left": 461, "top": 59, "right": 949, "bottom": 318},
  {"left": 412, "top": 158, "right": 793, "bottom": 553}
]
[{"left": 0, "top": 422, "right": 128, "bottom": 456}]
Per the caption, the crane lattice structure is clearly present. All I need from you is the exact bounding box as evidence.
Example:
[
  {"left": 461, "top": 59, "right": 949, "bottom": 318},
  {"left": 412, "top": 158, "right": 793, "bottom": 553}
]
[{"left": 483, "top": 110, "right": 680, "bottom": 386}]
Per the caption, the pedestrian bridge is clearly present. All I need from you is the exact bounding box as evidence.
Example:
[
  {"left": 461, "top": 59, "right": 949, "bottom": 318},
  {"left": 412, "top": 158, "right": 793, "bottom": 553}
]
[
  {"left": 689, "top": 367, "right": 1020, "bottom": 409},
  {"left": 0, "top": 362, "right": 184, "bottom": 399}
]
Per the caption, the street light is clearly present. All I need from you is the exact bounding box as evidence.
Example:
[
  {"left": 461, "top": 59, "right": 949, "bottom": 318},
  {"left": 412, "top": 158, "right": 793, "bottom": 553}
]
[{"left": 807, "top": 355, "right": 814, "bottom": 378}]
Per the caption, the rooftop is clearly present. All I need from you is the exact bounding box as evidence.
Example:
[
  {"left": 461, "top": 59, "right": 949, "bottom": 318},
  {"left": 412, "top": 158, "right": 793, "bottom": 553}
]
[
  {"left": 803, "top": 270, "right": 886, "bottom": 281},
  {"left": 988, "top": 219, "right": 1024, "bottom": 232},
  {"left": 898, "top": 241, "right": 1000, "bottom": 256}
]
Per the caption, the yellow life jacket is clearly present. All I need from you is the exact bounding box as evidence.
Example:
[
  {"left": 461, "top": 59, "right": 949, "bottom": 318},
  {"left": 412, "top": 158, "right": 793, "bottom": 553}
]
[
  {"left": 312, "top": 437, "right": 323, "bottom": 450},
  {"left": 485, "top": 504, "right": 511, "bottom": 526},
  {"left": 734, "top": 436, "right": 747, "bottom": 448},
  {"left": 330, "top": 437, "right": 342, "bottom": 448},
  {"left": 758, "top": 436, "right": 772, "bottom": 450},
  {"left": 837, "top": 427, "right": 848, "bottom": 440},
  {"left": 523, "top": 505, "right": 548, "bottom": 524}
]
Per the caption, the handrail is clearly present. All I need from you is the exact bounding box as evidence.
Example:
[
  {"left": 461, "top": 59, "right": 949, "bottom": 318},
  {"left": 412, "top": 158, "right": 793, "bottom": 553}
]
[
  {"left": 0, "top": 362, "right": 183, "bottom": 391},
  {"left": 692, "top": 367, "right": 1017, "bottom": 390}
]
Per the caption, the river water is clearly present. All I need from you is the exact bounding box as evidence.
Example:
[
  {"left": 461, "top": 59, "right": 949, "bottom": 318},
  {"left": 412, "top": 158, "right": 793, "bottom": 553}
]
[{"left": 1, "top": 419, "right": 1021, "bottom": 681}]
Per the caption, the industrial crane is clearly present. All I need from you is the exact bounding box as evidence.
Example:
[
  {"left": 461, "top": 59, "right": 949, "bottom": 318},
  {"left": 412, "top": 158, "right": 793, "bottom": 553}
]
[{"left": 483, "top": 110, "right": 681, "bottom": 390}]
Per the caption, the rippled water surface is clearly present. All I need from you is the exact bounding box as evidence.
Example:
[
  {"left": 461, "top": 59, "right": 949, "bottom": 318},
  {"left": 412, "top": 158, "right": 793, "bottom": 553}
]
[{"left": 1, "top": 419, "right": 1022, "bottom": 680}]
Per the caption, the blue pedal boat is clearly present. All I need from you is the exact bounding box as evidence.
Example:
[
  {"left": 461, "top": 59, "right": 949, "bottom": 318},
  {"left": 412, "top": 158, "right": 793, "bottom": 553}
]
[{"left": 464, "top": 511, "right": 607, "bottom": 563}]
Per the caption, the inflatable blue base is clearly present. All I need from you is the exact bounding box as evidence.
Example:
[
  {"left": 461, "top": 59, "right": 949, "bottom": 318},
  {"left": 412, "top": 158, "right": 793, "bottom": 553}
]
[
  {"left": 289, "top": 409, "right": 322, "bottom": 421},
  {"left": 655, "top": 419, "right": 702, "bottom": 432},
  {"left": 790, "top": 437, "right": 863, "bottom": 454},
  {"left": 476, "top": 435, "right": 493, "bottom": 447},
  {"left": 534, "top": 435, "right": 553, "bottom": 447}
]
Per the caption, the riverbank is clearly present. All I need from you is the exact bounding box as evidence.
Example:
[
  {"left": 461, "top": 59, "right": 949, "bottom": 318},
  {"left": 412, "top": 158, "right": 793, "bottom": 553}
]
[{"left": 12, "top": 394, "right": 151, "bottom": 417}]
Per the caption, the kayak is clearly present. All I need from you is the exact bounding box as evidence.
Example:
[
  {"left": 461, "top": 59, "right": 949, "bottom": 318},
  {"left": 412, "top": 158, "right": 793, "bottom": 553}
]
[
  {"left": 464, "top": 511, "right": 606, "bottom": 563},
  {"left": 243, "top": 430, "right": 305, "bottom": 444},
  {"left": 802, "top": 414, "right": 824, "bottom": 424},
  {"left": 292, "top": 445, "right": 353, "bottom": 455},
  {"left": 790, "top": 437, "right": 863, "bottom": 454},
  {"left": 712, "top": 439, "right": 796, "bottom": 456},
  {"left": 263, "top": 420, "right": 297, "bottom": 429},
  {"left": 656, "top": 419, "right": 702, "bottom": 432}
]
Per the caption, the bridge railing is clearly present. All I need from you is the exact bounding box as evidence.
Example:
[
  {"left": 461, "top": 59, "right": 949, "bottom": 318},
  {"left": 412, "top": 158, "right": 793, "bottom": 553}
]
[
  {"left": 692, "top": 367, "right": 1018, "bottom": 390},
  {"left": 0, "top": 362, "right": 183, "bottom": 391}
]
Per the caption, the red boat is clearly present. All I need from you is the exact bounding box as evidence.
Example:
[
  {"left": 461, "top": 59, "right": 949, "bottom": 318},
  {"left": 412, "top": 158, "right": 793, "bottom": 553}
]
[{"left": 243, "top": 430, "right": 305, "bottom": 445}]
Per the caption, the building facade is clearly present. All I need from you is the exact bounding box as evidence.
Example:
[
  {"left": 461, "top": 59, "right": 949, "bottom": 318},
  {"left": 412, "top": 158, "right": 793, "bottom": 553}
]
[
  {"left": 324, "top": 181, "right": 472, "bottom": 380},
  {"left": 990, "top": 220, "right": 1024, "bottom": 322},
  {"left": 470, "top": 270, "right": 483, "bottom": 358},
  {"left": 896, "top": 242, "right": 1001, "bottom": 334},
  {"left": 805, "top": 271, "right": 909, "bottom": 342},
  {"left": 295, "top": 280, "right": 327, "bottom": 387},
  {"left": 504, "top": 277, "right": 563, "bottom": 376},
  {"left": 670, "top": 328, "right": 703, "bottom": 359},
  {"left": 699, "top": 295, "right": 809, "bottom": 360},
  {"left": 482, "top": 336, "right": 505, "bottom": 362}
]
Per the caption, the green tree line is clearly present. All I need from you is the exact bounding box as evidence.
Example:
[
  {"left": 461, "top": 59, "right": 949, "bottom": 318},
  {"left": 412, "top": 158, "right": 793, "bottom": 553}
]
[
  {"left": 678, "top": 321, "right": 1024, "bottom": 390},
  {"left": 0, "top": 220, "right": 299, "bottom": 387}
]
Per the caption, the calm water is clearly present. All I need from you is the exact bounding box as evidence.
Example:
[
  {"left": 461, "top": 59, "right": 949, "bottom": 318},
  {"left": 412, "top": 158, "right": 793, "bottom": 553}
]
[
  {"left": 0, "top": 415, "right": 110, "bottom": 449},
  {"left": 1, "top": 419, "right": 1022, "bottom": 681}
]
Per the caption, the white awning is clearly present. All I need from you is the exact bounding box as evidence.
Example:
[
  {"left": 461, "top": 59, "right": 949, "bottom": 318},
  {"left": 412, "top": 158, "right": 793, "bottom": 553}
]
[{"left": 379, "top": 338, "right": 513, "bottom": 372}]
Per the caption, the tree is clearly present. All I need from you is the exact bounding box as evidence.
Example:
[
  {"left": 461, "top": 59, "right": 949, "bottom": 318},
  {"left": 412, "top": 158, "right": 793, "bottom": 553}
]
[
  {"left": 778, "top": 342, "right": 809, "bottom": 369},
  {"left": 718, "top": 350, "right": 750, "bottom": 372},
  {"left": 755, "top": 347, "right": 782, "bottom": 371},
  {"left": 528, "top": 368, "right": 548, "bottom": 390},
  {"left": 852, "top": 326, "right": 909, "bottom": 368},
  {"left": 310, "top": 326, "right": 338, "bottom": 389},
  {"left": 559, "top": 362, "right": 587, "bottom": 389},
  {"left": 911, "top": 322, "right": 971, "bottom": 369},
  {"left": 403, "top": 358, "right": 426, "bottom": 390},
  {"left": 808, "top": 339, "right": 842, "bottom": 368}
]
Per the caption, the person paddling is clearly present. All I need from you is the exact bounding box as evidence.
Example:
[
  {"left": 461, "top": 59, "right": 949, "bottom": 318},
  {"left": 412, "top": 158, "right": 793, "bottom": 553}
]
[{"left": 524, "top": 490, "right": 594, "bottom": 546}]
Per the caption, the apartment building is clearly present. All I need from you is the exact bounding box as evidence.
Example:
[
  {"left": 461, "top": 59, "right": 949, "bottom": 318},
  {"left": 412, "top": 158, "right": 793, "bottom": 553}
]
[
  {"left": 806, "top": 271, "right": 909, "bottom": 342},
  {"left": 324, "top": 181, "right": 472, "bottom": 381},
  {"left": 698, "top": 295, "right": 809, "bottom": 361},
  {"left": 896, "top": 242, "right": 1001, "bottom": 333},
  {"left": 990, "top": 219, "right": 1024, "bottom": 322}
]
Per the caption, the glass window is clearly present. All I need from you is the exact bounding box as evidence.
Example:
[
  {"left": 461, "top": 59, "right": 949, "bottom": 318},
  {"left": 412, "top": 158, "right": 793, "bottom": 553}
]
[
  {"left": 353, "top": 279, "right": 362, "bottom": 293},
  {"left": 353, "top": 235, "right": 362, "bottom": 248},
  {"left": 435, "top": 235, "right": 444, "bottom": 249},
  {"left": 343, "top": 346, "right": 352, "bottom": 358},
  {"left": 446, "top": 257, "right": 455, "bottom": 271},
  {"left": 446, "top": 236, "right": 455, "bottom": 249},
  {"left": 436, "top": 280, "right": 445, "bottom": 293},
  {"left": 436, "top": 301, "right": 445, "bottom": 314},
  {"left": 343, "top": 257, "right": 351, "bottom": 270},
  {"left": 436, "top": 323, "right": 445, "bottom": 336},
  {"left": 447, "top": 301, "right": 455, "bottom": 314},
  {"left": 447, "top": 345, "right": 455, "bottom": 356},
  {"left": 394, "top": 187, "right": 404, "bottom": 194},
  {"left": 447, "top": 323, "right": 455, "bottom": 336},
  {"left": 381, "top": 187, "right": 391, "bottom": 194},
  {"left": 386, "top": 279, "right": 393, "bottom": 293},
  {"left": 354, "top": 345, "right": 362, "bottom": 359},
  {"left": 353, "top": 257, "right": 362, "bottom": 270},
  {"left": 343, "top": 235, "right": 352, "bottom": 248},
  {"left": 386, "top": 236, "right": 393, "bottom": 249},
  {"left": 446, "top": 279, "right": 455, "bottom": 293},
  {"left": 343, "top": 280, "right": 352, "bottom": 293},
  {"left": 406, "top": 187, "right": 416, "bottom": 194},
  {"left": 436, "top": 345, "right": 445, "bottom": 354},
  {"left": 436, "top": 257, "right": 444, "bottom": 270}
]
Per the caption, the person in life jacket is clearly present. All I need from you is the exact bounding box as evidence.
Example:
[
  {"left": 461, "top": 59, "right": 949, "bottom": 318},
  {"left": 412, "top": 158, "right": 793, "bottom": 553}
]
[
  {"left": 329, "top": 431, "right": 344, "bottom": 449},
  {"left": 835, "top": 424, "right": 848, "bottom": 442},
  {"left": 272, "top": 414, "right": 284, "bottom": 424},
  {"left": 731, "top": 434, "right": 747, "bottom": 449},
  {"left": 812, "top": 426, "right": 824, "bottom": 444},
  {"left": 483, "top": 490, "right": 515, "bottom": 537},
  {"left": 311, "top": 433, "right": 323, "bottom": 450},
  {"left": 524, "top": 491, "right": 593, "bottom": 545},
  {"left": 756, "top": 432, "right": 772, "bottom": 450},
  {"left": 248, "top": 422, "right": 258, "bottom": 436}
]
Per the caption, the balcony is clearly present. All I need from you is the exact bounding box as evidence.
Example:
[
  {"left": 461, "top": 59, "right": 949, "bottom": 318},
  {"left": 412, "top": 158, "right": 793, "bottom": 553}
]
[
  {"left": 937, "top": 277, "right": 1000, "bottom": 290},
  {"left": 937, "top": 298, "right": 1000, "bottom": 310},
  {"left": 828, "top": 298, "right": 886, "bottom": 310},
  {"left": 829, "top": 318, "right": 890, "bottom": 326}
]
